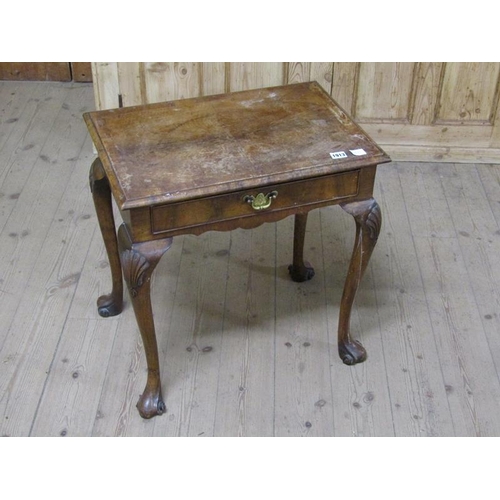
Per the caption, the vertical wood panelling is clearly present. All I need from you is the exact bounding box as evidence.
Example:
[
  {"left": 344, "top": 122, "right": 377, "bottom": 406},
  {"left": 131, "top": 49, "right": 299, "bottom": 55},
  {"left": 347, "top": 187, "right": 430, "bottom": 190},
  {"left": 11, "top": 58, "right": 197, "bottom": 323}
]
[
  {"left": 355, "top": 62, "right": 415, "bottom": 122},
  {"left": 143, "top": 62, "right": 201, "bottom": 103},
  {"left": 91, "top": 62, "right": 119, "bottom": 110},
  {"left": 331, "top": 63, "right": 359, "bottom": 115},
  {"left": 229, "top": 62, "right": 285, "bottom": 92},
  {"left": 309, "top": 62, "right": 333, "bottom": 94},
  {"left": 287, "top": 62, "right": 333, "bottom": 94},
  {"left": 142, "top": 62, "right": 170, "bottom": 103},
  {"left": 411, "top": 62, "right": 444, "bottom": 125},
  {"left": 117, "top": 62, "right": 143, "bottom": 107},
  {"left": 437, "top": 62, "right": 500, "bottom": 124},
  {"left": 200, "top": 62, "right": 226, "bottom": 96},
  {"left": 287, "top": 62, "right": 311, "bottom": 84}
]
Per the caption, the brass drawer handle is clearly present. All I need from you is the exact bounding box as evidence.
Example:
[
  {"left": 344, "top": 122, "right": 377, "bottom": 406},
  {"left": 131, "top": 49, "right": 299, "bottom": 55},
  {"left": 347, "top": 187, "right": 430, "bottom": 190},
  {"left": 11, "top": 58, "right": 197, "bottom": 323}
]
[{"left": 244, "top": 190, "right": 278, "bottom": 211}]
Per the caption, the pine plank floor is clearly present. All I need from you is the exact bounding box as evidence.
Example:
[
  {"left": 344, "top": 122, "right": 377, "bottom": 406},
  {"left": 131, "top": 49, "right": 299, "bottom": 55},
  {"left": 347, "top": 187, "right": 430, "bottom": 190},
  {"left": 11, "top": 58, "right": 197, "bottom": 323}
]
[{"left": 1, "top": 81, "right": 500, "bottom": 437}]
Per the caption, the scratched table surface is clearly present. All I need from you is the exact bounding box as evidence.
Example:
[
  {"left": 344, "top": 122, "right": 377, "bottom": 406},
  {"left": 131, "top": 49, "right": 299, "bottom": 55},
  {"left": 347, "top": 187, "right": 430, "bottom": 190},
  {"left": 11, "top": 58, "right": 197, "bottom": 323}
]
[{"left": 84, "top": 82, "right": 389, "bottom": 210}]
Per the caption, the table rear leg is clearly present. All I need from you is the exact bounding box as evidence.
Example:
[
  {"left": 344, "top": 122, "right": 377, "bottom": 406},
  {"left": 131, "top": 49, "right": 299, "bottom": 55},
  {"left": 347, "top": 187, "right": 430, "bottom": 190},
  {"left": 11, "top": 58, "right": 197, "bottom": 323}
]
[
  {"left": 288, "top": 212, "right": 315, "bottom": 282},
  {"left": 118, "top": 224, "right": 173, "bottom": 419},
  {"left": 338, "top": 198, "right": 381, "bottom": 365},
  {"left": 89, "top": 158, "right": 123, "bottom": 317}
]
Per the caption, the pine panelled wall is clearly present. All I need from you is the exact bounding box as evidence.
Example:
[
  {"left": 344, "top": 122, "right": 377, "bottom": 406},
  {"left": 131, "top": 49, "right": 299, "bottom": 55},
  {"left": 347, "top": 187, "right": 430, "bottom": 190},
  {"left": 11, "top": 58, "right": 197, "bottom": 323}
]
[{"left": 91, "top": 62, "right": 500, "bottom": 163}]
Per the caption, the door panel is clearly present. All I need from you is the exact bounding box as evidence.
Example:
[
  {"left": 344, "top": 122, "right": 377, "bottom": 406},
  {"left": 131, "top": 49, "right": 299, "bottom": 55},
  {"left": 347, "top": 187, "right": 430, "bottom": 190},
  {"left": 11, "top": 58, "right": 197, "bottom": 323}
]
[
  {"left": 355, "top": 62, "right": 415, "bottom": 123},
  {"left": 437, "top": 62, "right": 500, "bottom": 124}
]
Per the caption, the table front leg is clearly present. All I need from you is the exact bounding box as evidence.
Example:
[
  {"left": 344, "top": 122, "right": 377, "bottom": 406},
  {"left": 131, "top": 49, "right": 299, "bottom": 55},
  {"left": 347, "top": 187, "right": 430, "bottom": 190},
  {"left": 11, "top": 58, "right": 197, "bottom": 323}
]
[
  {"left": 118, "top": 224, "right": 173, "bottom": 419},
  {"left": 89, "top": 158, "right": 123, "bottom": 317},
  {"left": 288, "top": 212, "right": 315, "bottom": 282},
  {"left": 338, "top": 198, "right": 381, "bottom": 365}
]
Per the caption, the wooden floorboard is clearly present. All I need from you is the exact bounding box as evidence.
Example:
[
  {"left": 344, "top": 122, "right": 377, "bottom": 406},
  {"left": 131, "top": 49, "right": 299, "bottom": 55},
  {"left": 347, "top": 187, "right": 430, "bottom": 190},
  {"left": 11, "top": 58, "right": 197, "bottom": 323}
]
[
  {"left": 274, "top": 211, "right": 335, "bottom": 436},
  {"left": 377, "top": 166, "right": 455, "bottom": 436},
  {"left": 213, "top": 225, "right": 276, "bottom": 437},
  {"left": 1, "top": 81, "right": 500, "bottom": 436}
]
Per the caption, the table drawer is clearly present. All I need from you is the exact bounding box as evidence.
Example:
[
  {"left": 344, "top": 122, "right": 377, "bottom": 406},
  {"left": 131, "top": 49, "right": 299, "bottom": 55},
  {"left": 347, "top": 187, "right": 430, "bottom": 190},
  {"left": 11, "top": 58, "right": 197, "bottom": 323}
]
[{"left": 151, "top": 169, "right": 359, "bottom": 235}]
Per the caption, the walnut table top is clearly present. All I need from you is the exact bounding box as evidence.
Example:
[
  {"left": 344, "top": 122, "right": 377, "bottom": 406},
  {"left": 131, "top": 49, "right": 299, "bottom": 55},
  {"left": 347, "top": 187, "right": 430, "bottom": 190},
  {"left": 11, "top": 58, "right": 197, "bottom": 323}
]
[{"left": 84, "top": 82, "right": 389, "bottom": 210}]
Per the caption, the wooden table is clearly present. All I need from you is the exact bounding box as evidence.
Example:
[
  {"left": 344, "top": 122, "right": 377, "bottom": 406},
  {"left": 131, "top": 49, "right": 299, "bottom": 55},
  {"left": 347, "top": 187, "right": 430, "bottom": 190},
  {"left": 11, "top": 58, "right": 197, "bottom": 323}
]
[{"left": 84, "top": 82, "right": 391, "bottom": 419}]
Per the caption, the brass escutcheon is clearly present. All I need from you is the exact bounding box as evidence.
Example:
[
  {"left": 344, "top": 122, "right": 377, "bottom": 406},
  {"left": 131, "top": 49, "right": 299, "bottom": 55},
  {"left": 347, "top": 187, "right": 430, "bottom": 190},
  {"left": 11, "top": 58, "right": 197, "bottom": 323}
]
[{"left": 244, "top": 190, "right": 278, "bottom": 211}]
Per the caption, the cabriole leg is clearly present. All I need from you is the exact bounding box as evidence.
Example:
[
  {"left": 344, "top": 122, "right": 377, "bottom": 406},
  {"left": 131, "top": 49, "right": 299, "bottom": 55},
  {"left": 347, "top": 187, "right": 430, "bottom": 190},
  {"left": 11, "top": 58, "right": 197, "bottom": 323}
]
[
  {"left": 338, "top": 198, "right": 381, "bottom": 365},
  {"left": 288, "top": 212, "right": 315, "bottom": 282},
  {"left": 89, "top": 158, "right": 123, "bottom": 317},
  {"left": 118, "top": 224, "right": 172, "bottom": 419}
]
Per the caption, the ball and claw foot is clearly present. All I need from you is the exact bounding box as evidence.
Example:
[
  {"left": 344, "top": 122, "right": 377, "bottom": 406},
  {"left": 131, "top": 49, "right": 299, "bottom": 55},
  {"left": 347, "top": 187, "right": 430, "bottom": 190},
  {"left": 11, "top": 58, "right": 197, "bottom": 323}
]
[
  {"left": 137, "top": 391, "right": 167, "bottom": 419},
  {"left": 97, "top": 294, "right": 123, "bottom": 318},
  {"left": 339, "top": 339, "right": 367, "bottom": 365},
  {"left": 288, "top": 262, "right": 315, "bottom": 283}
]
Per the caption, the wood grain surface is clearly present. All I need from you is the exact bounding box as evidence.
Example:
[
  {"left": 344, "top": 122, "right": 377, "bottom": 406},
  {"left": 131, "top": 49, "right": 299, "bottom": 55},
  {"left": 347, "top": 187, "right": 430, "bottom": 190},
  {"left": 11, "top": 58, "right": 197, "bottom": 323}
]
[
  {"left": 84, "top": 82, "right": 389, "bottom": 209},
  {"left": 0, "top": 63, "right": 72, "bottom": 81}
]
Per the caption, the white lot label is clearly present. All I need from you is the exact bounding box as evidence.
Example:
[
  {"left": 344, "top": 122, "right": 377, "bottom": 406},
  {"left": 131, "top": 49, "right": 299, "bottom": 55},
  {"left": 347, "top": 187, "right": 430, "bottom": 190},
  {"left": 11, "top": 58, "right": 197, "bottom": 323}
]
[
  {"left": 349, "top": 148, "right": 367, "bottom": 156},
  {"left": 330, "top": 151, "right": 348, "bottom": 159}
]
